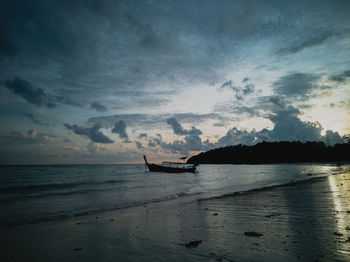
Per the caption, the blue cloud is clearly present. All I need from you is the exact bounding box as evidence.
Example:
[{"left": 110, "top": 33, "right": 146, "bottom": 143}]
[{"left": 65, "top": 123, "right": 113, "bottom": 144}]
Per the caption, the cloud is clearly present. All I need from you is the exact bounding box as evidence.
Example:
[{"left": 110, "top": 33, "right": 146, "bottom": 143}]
[
  {"left": 9, "top": 129, "right": 54, "bottom": 144},
  {"left": 111, "top": 120, "right": 131, "bottom": 143},
  {"left": 63, "top": 137, "right": 71, "bottom": 143},
  {"left": 213, "top": 102, "right": 345, "bottom": 147},
  {"left": 220, "top": 78, "right": 255, "bottom": 101},
  {"left": 87, "top": 142, "right": 107, "bottom": 154},
  {"left": 3, "top": 77, "right": 82, "bottom": 108},
  {"left": 54, "top": 96, "right": 83, "bottom": 107},
  {"left": 140, "top": 118, "right": 204, "bottom": 154},
  {"left": 231, "top": 106, "right": 258, "bottom": 117},
  {"left": 148, "top": 136, "right": 162, "bottom": 147},
  {"left": 267, "top": 106, "right": 322, "bottom": 142},
  {"left": 277, "top": 30, "right": 337, "bottom": 55},
  {"left": 88, "top": 113, "right": 230, "bottom": 130},
  {"left": 329, "top": 70, "right": 350, "bottom": 83},
  {"left": 272, "top": 73, "right": 318, "bottom": 97},
  {"left": 135, "top": 141, "right": 143, "bottom": 149},
  {"left": 323, "top": 130, "right": 344, "bottom": 145},
  {"left": 213, "top": 122, "right": 225, "bottom": 127},
  {"left": 215, "top": 127, "right": 270, "bottom": 147},
  {"left": 4, "top": 77, "right": 57, "bottom": 108},
  {"left": 138, "top": 133, "right": 148, "bottom": 138},
  {"left": 23, "top": 113, "right": 49, "bottom": 126},
  {"left": 268, "top": 96, "right": 286, "bottom": 109},
  {"left": 64, "top": 123, "right": 114, "bottom": 143},
  {"left": 90, "top": 101, "right": 108, "bottom": 112},
  {"left": 160, "top": 117, "right": 204, "bottom": 154},
  {"left": 161, "top": 134, "right": 203, "bottom": 155},
  {"left": 166, "top": 117, "right": 202, "bottom": 136}
]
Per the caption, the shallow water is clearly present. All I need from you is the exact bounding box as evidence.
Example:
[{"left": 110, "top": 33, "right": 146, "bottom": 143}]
[{"left": 0, "top": 163, "right": 343, "bottom": 226}]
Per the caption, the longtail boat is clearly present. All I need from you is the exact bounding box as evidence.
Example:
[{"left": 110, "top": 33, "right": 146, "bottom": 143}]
[{"left": 143, "top": 155, "right": 196, "bottom": 173}]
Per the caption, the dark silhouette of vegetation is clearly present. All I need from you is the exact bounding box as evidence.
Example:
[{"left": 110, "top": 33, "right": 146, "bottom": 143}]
[{"left": 187, "top": 141, "right": 350, "bottom": 164}]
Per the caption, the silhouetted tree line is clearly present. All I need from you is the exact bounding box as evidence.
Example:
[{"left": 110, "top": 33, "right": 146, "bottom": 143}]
[{"left": 187, "top": 141, "right": 350, "bottom": 164}]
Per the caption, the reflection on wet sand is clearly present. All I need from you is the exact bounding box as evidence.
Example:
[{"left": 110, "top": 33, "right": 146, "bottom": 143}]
[
  {"left": 196, "top": 171, "right": 350, "bottom": 261},
  {"left": 328, "top": 174, "right": 350, "bottom": 256}
]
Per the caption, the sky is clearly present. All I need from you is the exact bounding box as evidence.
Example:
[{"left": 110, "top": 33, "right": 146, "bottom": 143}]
[{"left": 0, "top": 0, "right": 349, "bottom": 164}]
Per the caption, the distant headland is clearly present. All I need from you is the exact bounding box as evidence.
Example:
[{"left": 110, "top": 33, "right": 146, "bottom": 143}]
[{"left": 187, "top": 141, "right": 350, "bottom": 164}]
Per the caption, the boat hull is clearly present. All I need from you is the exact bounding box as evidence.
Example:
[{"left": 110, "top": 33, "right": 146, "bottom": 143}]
[{"left": 146, "top": 163, "right": 196, "bottom": 173}]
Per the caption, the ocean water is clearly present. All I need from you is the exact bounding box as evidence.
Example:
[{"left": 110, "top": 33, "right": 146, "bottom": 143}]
[{"left": 0, "top": 163, "right": 342, "bottom": 227}]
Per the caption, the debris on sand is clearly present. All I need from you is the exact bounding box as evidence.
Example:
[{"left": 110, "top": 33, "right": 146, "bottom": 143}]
[
  {"left": 185, "top": 240, "right": 203, "bottom": 248},
  {"left": 265, "top": 213, "right": 280, "bottom": 218},
  {"left": 244, "top": 231, "right": 264, "bottom": 237},
  {"left": 213, "top": 213, "right": 218, "bottom": 216}
]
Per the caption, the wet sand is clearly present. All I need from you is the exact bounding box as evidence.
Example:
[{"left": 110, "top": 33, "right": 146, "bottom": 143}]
[{"left": 1, "top": 171, "right": 350, "bottom": 261}]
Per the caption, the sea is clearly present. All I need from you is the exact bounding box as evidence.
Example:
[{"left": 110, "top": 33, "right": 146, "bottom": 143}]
[{"left": 0, "top": 163, "right": 343, "bottom": 227}]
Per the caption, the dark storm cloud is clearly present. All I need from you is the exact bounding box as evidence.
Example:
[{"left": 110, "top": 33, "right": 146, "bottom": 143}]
[
  {"left": 161, "top": 134, "right": 203, "bottom": 154},
  {"left": 135, "top": 141, "right": 143, "bottom": 149},
  {"left": 64, "top": 123, "right": 113, "bottom": 144},
  {"left": 138, "top": 133, "right": 148, "bottom": 138},
  {"left": 90, "top": 101, "right": 108, "bottom": 112},
  {"left": 166, "top": 117, "right": 202, "bottom": 136},
  {"left": 1, "top": 0, "right": 349, "bottom": 112},
  {"left": 267, "top": 106, "right": 321, "bottom": 142},
  {"left": 269, "top": 96, "right": 285, "bottom": 109},
  {"left": 273, "top": 73, "right": 318, "bottom": 97},
  {"left": 329, "top": 70, "right": 350, "bottom": 83},
  {"left": 4, "top": 77, "right": 57, "bottom": 108},
  {"left": 3, "top": 77, "right": 82, "bottom": 108},
  {"left": 111, "top": 120, "right": 130, "bottom": 143},
  {"left": 220, "top": 78, "right": 255, "bottom": 101},
  {"left": 277, "top": 30, "right": 337, "bottom": 55}
]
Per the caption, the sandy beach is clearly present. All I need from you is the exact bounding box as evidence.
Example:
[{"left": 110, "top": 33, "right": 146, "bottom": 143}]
[{"left": 1, "top": 170, "right": 350, "bottom": 262}]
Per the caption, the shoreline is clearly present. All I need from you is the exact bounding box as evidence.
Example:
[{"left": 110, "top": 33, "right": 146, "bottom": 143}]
[
  {"left": 2, "top": 165, "right": 345, "bottom": 228},
  {"left": 1, "top": 170, "right": 350, "bottom": 261}
]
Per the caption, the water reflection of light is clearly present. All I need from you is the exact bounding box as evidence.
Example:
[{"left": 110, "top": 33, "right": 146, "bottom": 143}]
[{"left": 328, "top": 175, "right": 345, "bottom": 232}]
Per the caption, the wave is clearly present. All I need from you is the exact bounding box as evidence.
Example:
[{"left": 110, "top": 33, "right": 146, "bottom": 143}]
[
  {"left": 197, "top": 174, "right": 333, "bottom": 202},
  {"left": 0, "top": 179, "right": 128, "bottom": 193},
  {"left": 0, "top": 191, "right": 203, "bottom": 227},
  {"left": 0, "top": 187, "right": 116, "bottom": 203}
]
